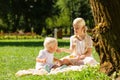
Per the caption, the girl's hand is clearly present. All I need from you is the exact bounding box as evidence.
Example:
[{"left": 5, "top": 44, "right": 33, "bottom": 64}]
[
  {"left": 56, "top": 48, "right": 62, "bottom": 53},
  {"left": 78, "top": 55, "right": 85, "bottom": 60}
]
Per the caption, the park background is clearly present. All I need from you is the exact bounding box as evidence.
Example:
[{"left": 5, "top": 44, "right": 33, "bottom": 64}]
[
  {"left": 0, "top": 0, "right": 94, "bottom": 38},
  {"left": 0, "top": 0, "right": 112, "bottom": 80}
]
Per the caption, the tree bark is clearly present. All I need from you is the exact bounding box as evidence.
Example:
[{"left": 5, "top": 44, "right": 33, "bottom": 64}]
[{"left": 89, "top": 0, "right": 120, "bottom": 76}]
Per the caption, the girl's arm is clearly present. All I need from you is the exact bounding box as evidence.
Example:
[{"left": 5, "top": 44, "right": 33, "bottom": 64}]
[
  {"left": 78, "top": 48, "right": 92, "bottom": 60},
  {"left": 84, "top": 48, "right": 92, "bottom": 56},
  {"left": 56, "top": 48, "right": 73, "bottom": 53},
  {"left": 59, "top": 42, "right": 76, "bottom": 54},
  {"left": 79, "top": 35, "right": 93, "bottom": 59},
  {"left": 59, "top": 48, "right": 72, "bottom": 53}
]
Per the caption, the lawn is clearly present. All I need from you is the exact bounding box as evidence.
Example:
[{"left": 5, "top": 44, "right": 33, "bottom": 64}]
[{"left": 0, "top": 39, "right": 110, "bottom": 80}]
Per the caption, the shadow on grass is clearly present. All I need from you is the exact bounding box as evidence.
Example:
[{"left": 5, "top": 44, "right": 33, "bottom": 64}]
[{"left": 0, "top": 41, "right": 69, "bottom": 47}]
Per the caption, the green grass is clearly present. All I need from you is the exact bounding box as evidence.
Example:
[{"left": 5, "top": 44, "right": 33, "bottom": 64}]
[{"left": 0, "top": 39, "right": 110, "bottom": 80}]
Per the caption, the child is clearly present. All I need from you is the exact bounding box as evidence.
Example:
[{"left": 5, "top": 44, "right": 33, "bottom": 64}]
[
  {"left": 35, "top": 37, "right": 63, "bottom": 72},
  {"left": 60, "top": 17, "right": 97, "bottom": 65}
]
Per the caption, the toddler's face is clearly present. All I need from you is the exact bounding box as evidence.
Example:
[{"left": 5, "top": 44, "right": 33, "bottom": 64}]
[{"left": 50, "top": 43, "right": 58, "bottom": 53}]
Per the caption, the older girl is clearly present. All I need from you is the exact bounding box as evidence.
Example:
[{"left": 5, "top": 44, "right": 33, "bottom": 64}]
[{"left": 60, "top": 18, "right": 97, "bottom": 65}]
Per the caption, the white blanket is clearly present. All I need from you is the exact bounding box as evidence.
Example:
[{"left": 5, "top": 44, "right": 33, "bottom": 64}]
[
  {"left": 15, "top": 65, "right": 86, "bottom": 77},
  {"left": 15, "top": 63, "right": 100, "bottom": 77}
]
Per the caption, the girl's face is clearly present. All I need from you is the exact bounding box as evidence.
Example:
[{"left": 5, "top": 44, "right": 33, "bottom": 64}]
[{"left": 73, "top": 23, "right": 85, "bottom": 36}]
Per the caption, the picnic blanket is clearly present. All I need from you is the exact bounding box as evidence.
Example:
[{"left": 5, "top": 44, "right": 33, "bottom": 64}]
[
  {"left": 15, "top": 65, "right": 86, "bottom": 77},
  {"left": 15, "top": 64, "right": 96, "bottom": 77}
]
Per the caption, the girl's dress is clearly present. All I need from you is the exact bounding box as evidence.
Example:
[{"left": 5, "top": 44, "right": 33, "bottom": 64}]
[{"left": 62, "top": 34, "right": 97, "bottom": 65}]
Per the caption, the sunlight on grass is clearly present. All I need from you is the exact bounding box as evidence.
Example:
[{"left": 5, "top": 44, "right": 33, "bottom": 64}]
[{"left": 0, "top": 39, "right": 109, "bottom": 80}]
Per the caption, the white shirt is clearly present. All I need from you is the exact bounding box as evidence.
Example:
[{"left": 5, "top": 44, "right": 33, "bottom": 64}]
[{"left": 35, "top": 49, "right": 54, "bottom": 70}]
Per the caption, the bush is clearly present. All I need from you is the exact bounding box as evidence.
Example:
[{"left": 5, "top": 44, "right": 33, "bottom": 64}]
[{"left": 0, "top": 33, "right": 43, "bottom": 39}]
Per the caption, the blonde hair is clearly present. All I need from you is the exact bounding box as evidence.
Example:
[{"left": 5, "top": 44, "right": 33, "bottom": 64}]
[
  {"left": 73, "top": 17, "right": 88, "bottom": 32},
  {"left": 43, "top": 37, "right": 57, "bottom": 50},
  {"left": 73, "top": 18, "right": 85, "bottom": 27}
]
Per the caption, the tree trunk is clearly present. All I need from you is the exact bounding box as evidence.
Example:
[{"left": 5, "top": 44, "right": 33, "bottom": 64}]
[{"left": 89, "top": 0, "right": 120, "bottom": 76}]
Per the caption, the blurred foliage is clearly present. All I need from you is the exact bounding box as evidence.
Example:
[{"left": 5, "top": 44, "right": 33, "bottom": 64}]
[
  {"left": 0, "top": 0, "right": 56, "bottom": 34},
  {"left": 0, "top": 0, "right": 94, "bottom": 35}
]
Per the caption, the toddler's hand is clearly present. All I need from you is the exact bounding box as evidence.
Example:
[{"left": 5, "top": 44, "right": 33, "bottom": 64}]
[{"left": 42, "top": 58, "right": 46, "bottom": 63}]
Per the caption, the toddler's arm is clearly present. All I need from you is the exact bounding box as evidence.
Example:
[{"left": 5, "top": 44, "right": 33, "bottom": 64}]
[{"left": 36, "top": 57, "right": 46, "bottom": 63}]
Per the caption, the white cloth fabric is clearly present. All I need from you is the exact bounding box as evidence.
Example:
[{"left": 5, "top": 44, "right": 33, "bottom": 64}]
[
  {"left": 15, "top": 64, "right": 99, "bottom": 77},
  {"left": 69, "top": 35, "right": 97, "bottom": 65},
  {"left": 70, "top": 35, "right": 93, "bottom": 55},
  {"left": 35, "top": 49, "right": 54, "bottom": 70}
]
